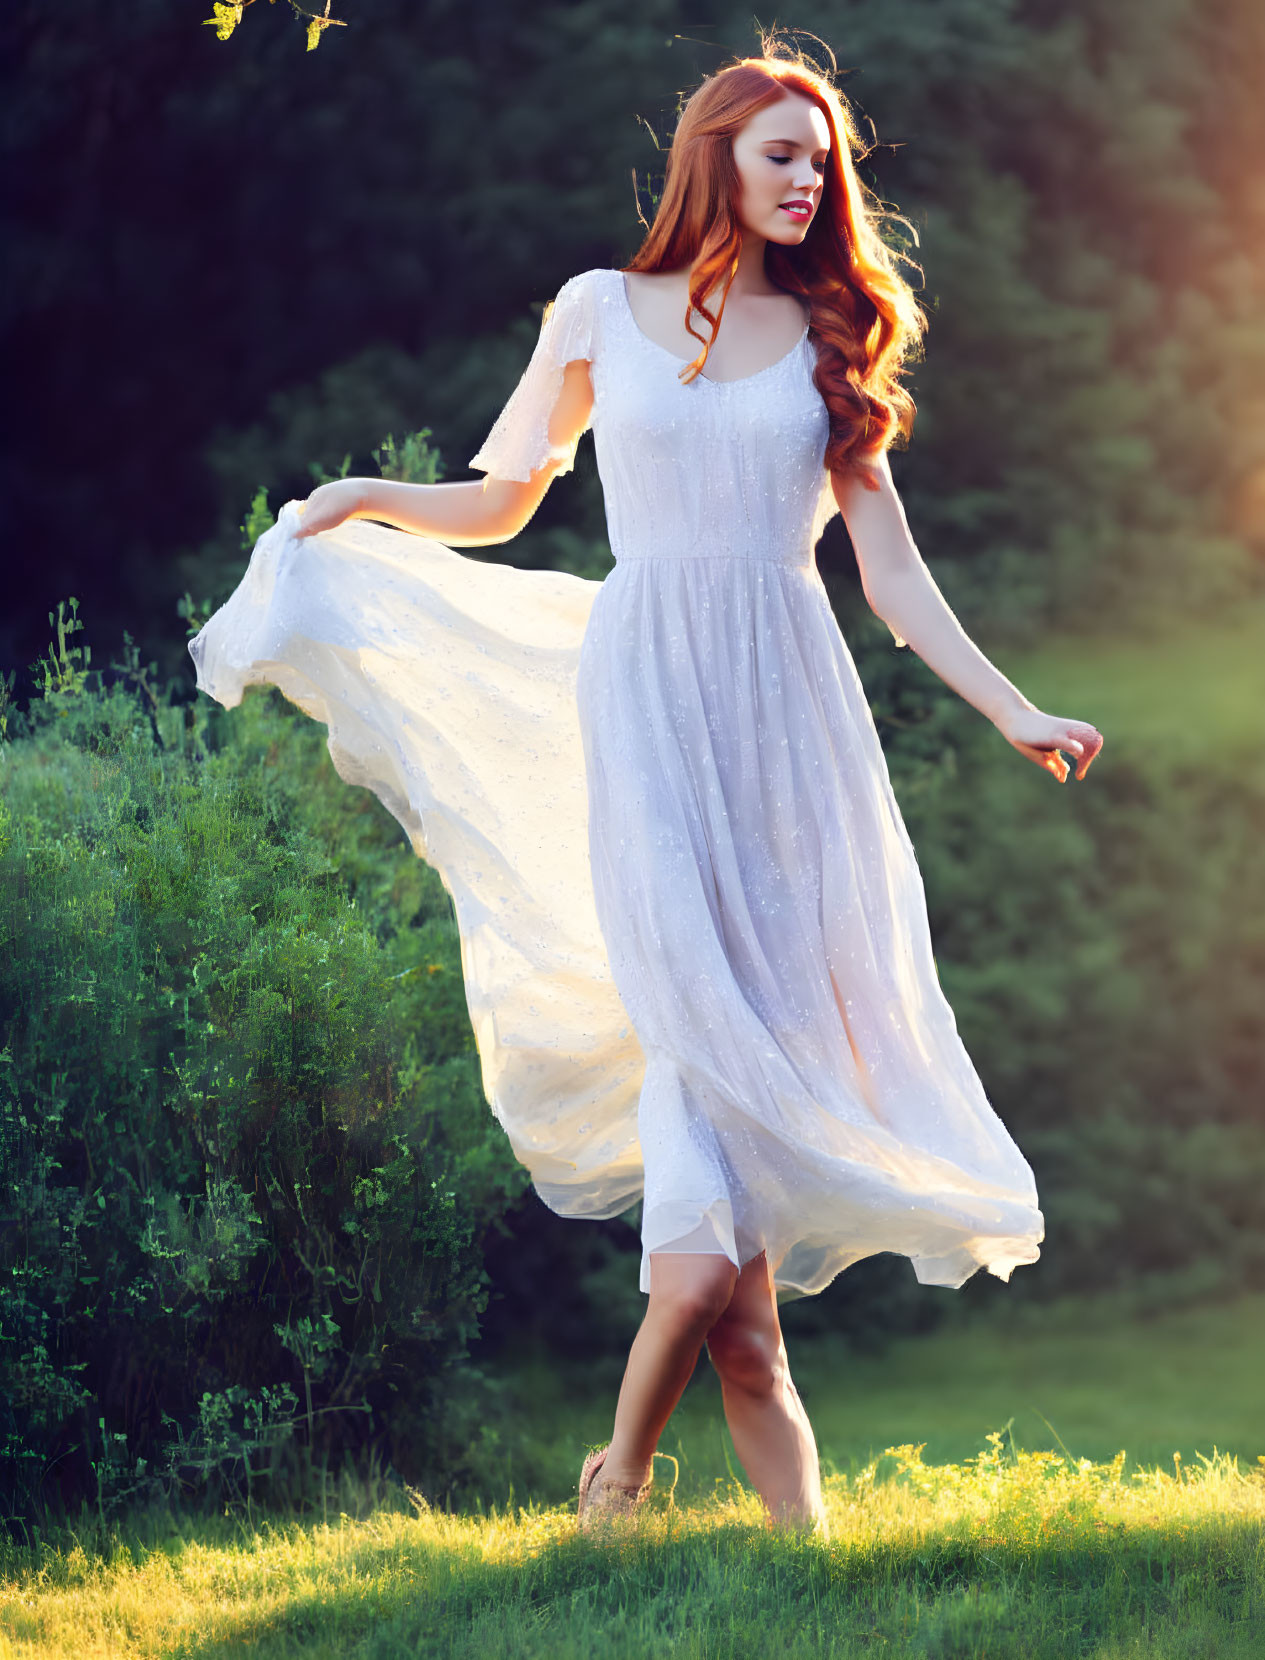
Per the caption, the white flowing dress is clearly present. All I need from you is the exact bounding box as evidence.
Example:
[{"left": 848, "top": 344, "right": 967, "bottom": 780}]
[{"left": 189, "top": 266, "right": 1044, "bottom": 1299}]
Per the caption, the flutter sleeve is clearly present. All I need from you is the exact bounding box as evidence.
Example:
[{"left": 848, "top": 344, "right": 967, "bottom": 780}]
[{"left": 468, "top": 270, "right": 596, "bottom": 484}]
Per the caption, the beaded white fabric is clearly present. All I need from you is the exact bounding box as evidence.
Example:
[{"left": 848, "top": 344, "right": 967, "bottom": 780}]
[{"left": 190, "top": 266, "right": 1043, "bottom": 1299}]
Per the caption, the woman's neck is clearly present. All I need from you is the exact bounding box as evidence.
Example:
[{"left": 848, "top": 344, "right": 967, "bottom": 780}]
[{"left": 727, "top": 230, "right": 775, "bottom": 297}]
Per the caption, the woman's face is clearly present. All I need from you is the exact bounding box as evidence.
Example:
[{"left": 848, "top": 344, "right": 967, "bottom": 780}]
[{"left": 731, "top": 91, "right": 831, "bottom": 245}]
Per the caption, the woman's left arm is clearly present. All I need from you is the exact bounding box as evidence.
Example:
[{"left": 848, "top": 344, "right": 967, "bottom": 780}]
[{"left": 831, "top": 455, "right": 1103, "bottom": 782}]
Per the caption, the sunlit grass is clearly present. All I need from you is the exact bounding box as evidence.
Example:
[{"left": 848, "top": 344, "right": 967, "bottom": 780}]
[{"left": 2, "top": 1437, "right": 1261, "bottom": 1658}]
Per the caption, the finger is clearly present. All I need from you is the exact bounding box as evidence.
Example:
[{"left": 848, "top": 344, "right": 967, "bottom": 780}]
[
  {"left": 1045, "top": 722, "right": 1097, "bottom": 780},
  {"left": 1024, "top": 743, "right": 1066, "bottom": 781},
  {"left": 1070, "top": 726, "right": 1103, "bottom": 779}
]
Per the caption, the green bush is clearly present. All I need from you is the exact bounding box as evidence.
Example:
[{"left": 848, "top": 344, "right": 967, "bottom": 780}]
[{"left": 0, "top": 608, "right": 531, "bottom": 1529}]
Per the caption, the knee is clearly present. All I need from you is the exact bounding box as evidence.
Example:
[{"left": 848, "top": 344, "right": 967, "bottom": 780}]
[
  {"left": 648, "top": 1262, "right": 737, "bottom": 1337},
  {"left": 706, "top": 1320, "right": 785, "bottom": 1398}
]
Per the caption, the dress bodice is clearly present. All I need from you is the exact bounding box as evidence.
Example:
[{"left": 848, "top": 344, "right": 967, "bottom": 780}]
[
  {"left": 469, "top": 267, "right": 838, "bottom": 567},
  {"left": 588, "top": 270, "right": 831, "bottom": 567}
]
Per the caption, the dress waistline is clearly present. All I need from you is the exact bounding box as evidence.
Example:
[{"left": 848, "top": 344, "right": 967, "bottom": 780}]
[{"left": 612, "top": 550, "right": 816, "bottom": 571}]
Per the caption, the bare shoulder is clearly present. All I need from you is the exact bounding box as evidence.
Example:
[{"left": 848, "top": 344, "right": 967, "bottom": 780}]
[
  {"left": 622, "top": 267, "right": 691, "bottom": 312},
  {"left": 622, "top": 267, "right": 689, "bottom": 291}
]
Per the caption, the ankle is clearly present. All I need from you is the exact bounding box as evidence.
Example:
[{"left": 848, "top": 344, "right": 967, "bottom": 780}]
[{"left": 600, "top": 1448, "right": 654, "bottom": 1489}]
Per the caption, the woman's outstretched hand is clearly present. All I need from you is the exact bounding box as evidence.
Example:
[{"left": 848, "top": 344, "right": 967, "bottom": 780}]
[
  {"left": 996, "top": 706, "right": 1104, "bottom": 782},
  {"left": 292, "top": 480, "right": 364, "bottom": 541}
]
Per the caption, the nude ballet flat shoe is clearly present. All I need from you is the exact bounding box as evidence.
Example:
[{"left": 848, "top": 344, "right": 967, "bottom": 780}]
[{"left": 577, "top": 1443, "right": 652, "bottom": 1532}]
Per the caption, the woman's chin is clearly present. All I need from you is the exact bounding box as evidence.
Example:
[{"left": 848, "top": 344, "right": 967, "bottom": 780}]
[{"left": 768, "top": 215, "right": 810, "bottom": 242}]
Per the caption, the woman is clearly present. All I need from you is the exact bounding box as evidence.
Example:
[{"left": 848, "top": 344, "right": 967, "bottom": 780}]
[{"left": 190, "top": 46, "right": 1102, "bottom": 1540}]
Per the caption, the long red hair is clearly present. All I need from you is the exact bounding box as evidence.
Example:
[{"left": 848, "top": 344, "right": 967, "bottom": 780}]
[{"left": 624, "top": 41, "right": 927, "bottom": 490}]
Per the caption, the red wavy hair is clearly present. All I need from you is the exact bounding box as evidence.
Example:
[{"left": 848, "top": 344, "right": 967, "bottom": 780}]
[{"left": 624, "top": 40, "right": 928, "bottom": 491}]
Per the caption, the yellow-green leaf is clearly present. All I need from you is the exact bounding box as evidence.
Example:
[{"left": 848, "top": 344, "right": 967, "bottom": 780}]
[{"left": 202, "top": 2, "right": 244, "bottom": 42}]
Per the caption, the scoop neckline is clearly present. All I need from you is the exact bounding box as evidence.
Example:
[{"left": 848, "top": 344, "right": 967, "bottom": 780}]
[{"left": 615, "top": 270, "right": 809, "bottom": 386}]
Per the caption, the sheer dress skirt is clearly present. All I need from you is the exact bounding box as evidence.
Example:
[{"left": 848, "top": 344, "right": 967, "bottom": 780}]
[{"left": 577, "top": 552, "right": 1043, "bottom": 1297}]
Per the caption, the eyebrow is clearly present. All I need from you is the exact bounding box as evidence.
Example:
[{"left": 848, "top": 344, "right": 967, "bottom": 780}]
[{"left": 762, "top": 138, "right": 830, "bottom": 155}]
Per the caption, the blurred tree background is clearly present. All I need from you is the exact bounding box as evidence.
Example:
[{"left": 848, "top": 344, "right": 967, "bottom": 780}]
[
  {"left": 2, "top": 0, "right": 1263, "bottom": 1526},
  {"left": 6, "top": 0, "right": 1263, "bottom": 679}
]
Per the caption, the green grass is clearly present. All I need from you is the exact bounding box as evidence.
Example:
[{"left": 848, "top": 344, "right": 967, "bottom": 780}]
[
  {"left": 3, "top": 1295, "right": 1263, "bottom": 1657},
  {"left": 1, "top": 1441, "right": 1259, "bottom": 1658}
]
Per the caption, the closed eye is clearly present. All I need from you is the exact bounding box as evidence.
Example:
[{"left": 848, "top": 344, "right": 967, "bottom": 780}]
[{"left": 769, "top": 155, "right": 826, "bottom": 171}]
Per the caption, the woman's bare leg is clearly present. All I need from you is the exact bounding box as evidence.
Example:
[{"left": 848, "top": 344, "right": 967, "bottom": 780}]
[
  {"left": 705, "top": 1250, "right": 826, "bottom": 1532},
  {"left": 596, "top": 1251, "right": 739, "bottom": 1490}
]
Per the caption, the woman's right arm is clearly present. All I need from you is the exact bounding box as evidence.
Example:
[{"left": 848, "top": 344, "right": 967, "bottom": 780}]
[
  {"left": 294, "top": 472, "right": 547, "bottom": 546},
  {"left": 294, "top": 357, "right": 594, "bottom": 546}
]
